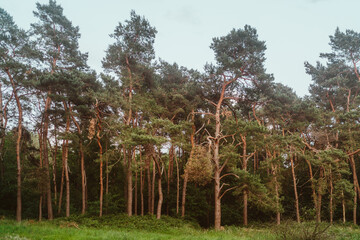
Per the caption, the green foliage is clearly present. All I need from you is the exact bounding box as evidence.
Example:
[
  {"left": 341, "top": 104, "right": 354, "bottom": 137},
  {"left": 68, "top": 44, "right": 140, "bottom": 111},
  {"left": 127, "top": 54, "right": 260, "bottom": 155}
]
[{"left": 275, "top": 221, "right": 335, "bottom": 240}]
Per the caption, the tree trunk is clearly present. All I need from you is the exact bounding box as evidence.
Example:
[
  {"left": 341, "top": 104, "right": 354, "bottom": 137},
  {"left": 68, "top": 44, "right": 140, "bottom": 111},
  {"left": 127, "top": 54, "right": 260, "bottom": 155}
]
[
  {"left": 329, "top": 169, "right": 333, "bottom": 225},
  {"left": 80, "top": 142, "right": 86, "bottom": 214},
  {"left": 98, "top": 137, "right": 103, "bottom": 217},
  {"left": 8, "top": 71, "right": 22, "bottom": 222},
  {"left": 151, "top": 159, "right": 156, "bottom": 214},
  {"left": 272, "top": 163, "right": 280, "bottom": 225},
  {"left": 305, "top": 159, "right": 317, "bottom": 215},
  {"left": 146, "top": 154, "right": 151, "bottom": 214},
  {"left": 156, "top": 175, "right": 163, "bottom": 219},
  {"left": 126, "top": 150, "right": 133, "bottom": 216},
  {"left": 241, "top": 134, "right": 248, "bottom": 226},
  {"left": 181, "top": 170, "right": 188, "bottom": 217},
  {"left": 342, "top": 191, "right": 346, "bottom": 223},
  {"left": 105, "top": 142, "right": 109, "bottom": 214},
  {"left": 64, "top": 115, "right": 70, "bottom": 218},
  {"left": 175, "top": 150, "right": 180, "bottom": 215},
  {"left": 140, "top": 165, "right": 144, "bottom": 216},
  {"left": 58, "top": 141, "right": 65, "bottom": 214},
  {"left": 316, "top": 167, "right": 324, "bottom": 223},
  {"left": 167, "top": 145, "right": 174, "bottom": 215},
  {"left": 291, "top": 155, "right": 300, "bottom": 223},
  {"left": 68, "top": 104, "right": 86, "bottom": 215},
  {"left": 243, "top": 190, "right": 248, "bottom": 226},
  {"left": 43, "top": 94, "right": 53, "bottom": 220},
  {"left": 38, "top": 128, "right": 43, "bottom": 221},
  {"left": 135, "top": 165, "right": 138, "bottom": 216}
]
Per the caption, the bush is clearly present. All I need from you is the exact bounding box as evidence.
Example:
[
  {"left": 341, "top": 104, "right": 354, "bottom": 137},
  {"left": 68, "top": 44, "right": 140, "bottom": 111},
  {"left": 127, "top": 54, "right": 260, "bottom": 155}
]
[{"left": 275, "top": 221, "right": 334, "bottom": 240}]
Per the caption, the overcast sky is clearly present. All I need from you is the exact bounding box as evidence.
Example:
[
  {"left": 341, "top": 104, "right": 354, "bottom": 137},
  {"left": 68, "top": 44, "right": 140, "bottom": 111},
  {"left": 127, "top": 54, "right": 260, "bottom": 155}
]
[{"left": 2, "top": 0, "right": 360, "bottom": 97}]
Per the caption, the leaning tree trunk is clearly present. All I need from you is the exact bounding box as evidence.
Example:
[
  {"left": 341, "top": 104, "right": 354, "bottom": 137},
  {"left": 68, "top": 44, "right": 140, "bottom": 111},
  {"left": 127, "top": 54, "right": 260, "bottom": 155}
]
[
  {"left": 291, "top": 155, "right": 300, "bottom": 223},
  {"left": 350, "top": 155, "right": 357, "bottom": 225}
]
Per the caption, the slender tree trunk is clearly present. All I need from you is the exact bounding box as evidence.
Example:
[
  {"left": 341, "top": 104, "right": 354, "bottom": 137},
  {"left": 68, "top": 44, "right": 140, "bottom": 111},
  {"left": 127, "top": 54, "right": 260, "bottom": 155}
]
[
  {"left": 181, "top": 170, "right": 188, "bottom": 217},
  {"left": 98, "top": 137, "right": 103, "bottom": 217},
  {"left": 58, "top": 141, "right": 65, "bottom": 214},
  {"left": 43, "top": 93, "right": 53, "bottom": 220},
  {"left": 52, "top": 121, "right": 58, "bottom": 207},
  {"left": 68, "top": 104, "right": 86, "bottom": 214},
  {"left": 241, "top": 135, "right": 248, "bottom": 226},
  {"left": 8, "top": 71, "right": 22, "bottom": 222},
  {"left": 182, "top": 119, "right": 196, "bottom": 217},
  {"left": 96, "top": 102, "right": 104, "bottom": 217},
  {"left": 351, "top": 155, "right": 357, "bottom": 225},
  {"left": 135, "top": 163, "right": 138, "bottom": 215},
  {"left": 329, "top": 169, "right": 333, "bottom": 225},
  {"left": 140, "top": 158, "right": 144, "bottom": 216},
  {"left": 316, "top": 167, "right": 324, "bottom": 223},
  {"left": 105, "top": 142, "right": 109, "bottom": 214},
  {"left": 80, "top": 141, "right": 86, "bottom": 214},
  {"left": 167, "top": 145, "right": 174, "bottom": 215},
  {"left": 243, "top": 190, "right": 248, "bottom": 226},
  {"left": 175, "top": 150, "right": 180, "bottom": 215},
  {"left": 146, "top": 154, "right": 151, "bottom": 214},
  {"left": 151, "top": 159, "right": 156, "bottom": 214},
  {"left": 342, "top": 191, "right": 346, "bottom": 223},
  {"left": 38, "top": 127, "right": 43, "bottom": 221},
  {"left": 126, "top": 149, "right": 133, "bottom": 216},
  {"left": 291, "top": 155, "right": 300, "bottom": 223},
  {"left": 0, "top": 81, "right": 4, "bottom": 181},
  {"left": 272, "top": 163, "right": 280, "bottom": 225},
  {"left": 64, "top": 114, "right": 70, "bottom": 218},
  {"left": 305, "top": 159, "right": 317, "bottom": 215},
  {"left": 156, "top": 175, "right": 163, "bottom": 219}
]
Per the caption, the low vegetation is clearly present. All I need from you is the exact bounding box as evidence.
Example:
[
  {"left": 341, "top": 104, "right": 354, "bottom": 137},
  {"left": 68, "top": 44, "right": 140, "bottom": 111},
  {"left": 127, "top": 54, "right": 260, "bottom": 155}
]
[{"left": 1, "top": 216, "right": 360, "bottom": 240}]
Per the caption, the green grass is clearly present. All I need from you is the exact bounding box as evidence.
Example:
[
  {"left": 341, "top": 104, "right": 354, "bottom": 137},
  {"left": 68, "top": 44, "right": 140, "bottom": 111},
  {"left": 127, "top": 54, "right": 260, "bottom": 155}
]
[{"left": 0, "top": 216, "right": 360, "bottom": 240}]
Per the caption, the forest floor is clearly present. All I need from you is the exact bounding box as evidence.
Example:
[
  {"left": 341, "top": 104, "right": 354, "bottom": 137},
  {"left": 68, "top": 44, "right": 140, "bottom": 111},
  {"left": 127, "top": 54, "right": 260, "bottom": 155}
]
[{"left": 1, "top": 215, "right": 360, "bottom": 240}]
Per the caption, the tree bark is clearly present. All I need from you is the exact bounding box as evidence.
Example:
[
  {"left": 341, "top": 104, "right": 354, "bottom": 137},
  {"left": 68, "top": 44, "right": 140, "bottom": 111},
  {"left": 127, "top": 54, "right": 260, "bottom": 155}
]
[
  {"left": 181, "top": 170, "right": 188, "bottom": 217},
  {"left": 350, "top": 155, "right": 357, "bottom": 225},
  {"left": 151, "top": 159, "right": 156, "bottom": 215},
  {"left": 58, "top": 141, "right": 65, "bottom": 214},
  {"left": 64, "top": 111, "right": 70, "bottom": 218},
  {"left": 156, "top": 175, "right": 163, "bottom": 219},
  {"left": 8, "top": 71, "right": 22, "bottom": 222},
  {"left": 243, "top": 190, "right": 248, "bottom": 226},
  {"left": 68, "top": 104, "right": 86, "bottom": 214},
  {"left": 291, "top": 155, "right": 300, "bottom": 223},
  {"left": 126, "top": 149, "right": 133, "bottom": 216},
  {"left": 43, "top": 93, "right": 53, "bottom": 220},
  {"left": 146, "top": 153, "right": 151, "bottom": 214},
  {"left": 175, "top": 150, "right": 180, "bottom": 215},
  {"left": 140, "top": 152, "right": 144, "bottom": 216},
  {"left": 342, "top": 191, "right": 346, "bottom": 223},
  {"left": 329, "top": 169, "right": 333, "bottom": 225},
  {"left": 316, "top": 167, "right": 324, "bottom": 223},
  {"left": 305, "top": 158, "right": 317, "bottom": 216}
]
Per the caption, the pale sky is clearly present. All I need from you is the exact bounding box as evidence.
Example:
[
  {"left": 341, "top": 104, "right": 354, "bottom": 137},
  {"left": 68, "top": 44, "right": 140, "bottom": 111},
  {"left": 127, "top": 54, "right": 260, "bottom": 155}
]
[{"left": 2, "top": 0, "right": 360, "bottom": 97}]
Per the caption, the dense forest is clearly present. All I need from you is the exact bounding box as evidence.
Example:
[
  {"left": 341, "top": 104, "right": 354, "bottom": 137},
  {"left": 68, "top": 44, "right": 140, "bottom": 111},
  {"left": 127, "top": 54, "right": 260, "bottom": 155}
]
[{"left": 2, "top": 0, "right": 360, "bottom": 230}]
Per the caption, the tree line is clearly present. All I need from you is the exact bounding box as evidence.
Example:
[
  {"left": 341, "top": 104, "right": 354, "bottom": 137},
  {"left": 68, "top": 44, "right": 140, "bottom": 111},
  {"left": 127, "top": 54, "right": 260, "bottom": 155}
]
[{"left": 1, "top": 0, "right": 360, "bottom": 230}]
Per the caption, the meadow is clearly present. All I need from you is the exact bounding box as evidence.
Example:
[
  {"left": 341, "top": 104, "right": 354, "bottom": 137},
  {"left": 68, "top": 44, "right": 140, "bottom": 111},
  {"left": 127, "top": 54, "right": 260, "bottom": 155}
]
[{"left": 1, "top": 215, "right": 360, "bottom": 240}]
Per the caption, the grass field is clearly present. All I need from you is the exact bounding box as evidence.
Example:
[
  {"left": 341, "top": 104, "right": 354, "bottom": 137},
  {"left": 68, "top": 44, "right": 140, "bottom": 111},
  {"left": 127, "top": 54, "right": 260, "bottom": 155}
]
[{"left": 1, "top": 215, "right": 360, "bottom": 240}]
